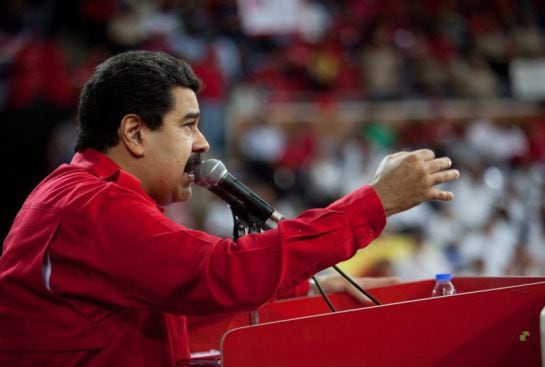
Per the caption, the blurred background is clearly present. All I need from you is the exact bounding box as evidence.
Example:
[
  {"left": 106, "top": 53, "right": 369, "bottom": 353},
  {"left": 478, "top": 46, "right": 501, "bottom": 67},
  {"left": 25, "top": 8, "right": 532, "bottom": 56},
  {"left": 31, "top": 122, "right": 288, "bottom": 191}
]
[{"left": 1, "top": 0, "right": 545, "bottom": 282}]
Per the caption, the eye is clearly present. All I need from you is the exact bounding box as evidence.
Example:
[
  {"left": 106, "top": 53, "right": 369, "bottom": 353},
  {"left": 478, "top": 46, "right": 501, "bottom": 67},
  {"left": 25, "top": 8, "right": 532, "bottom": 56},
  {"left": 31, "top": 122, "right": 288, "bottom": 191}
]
[{"left": 183, "top": 121, "right": 197, "bottom": 130}]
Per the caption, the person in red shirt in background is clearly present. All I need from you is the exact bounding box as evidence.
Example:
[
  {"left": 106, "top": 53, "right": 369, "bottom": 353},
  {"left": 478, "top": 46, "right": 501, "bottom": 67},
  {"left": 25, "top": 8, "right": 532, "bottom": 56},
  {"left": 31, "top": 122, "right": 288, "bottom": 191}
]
[{"left": 0, "top": 50, "right": 459, "bottom": 366}]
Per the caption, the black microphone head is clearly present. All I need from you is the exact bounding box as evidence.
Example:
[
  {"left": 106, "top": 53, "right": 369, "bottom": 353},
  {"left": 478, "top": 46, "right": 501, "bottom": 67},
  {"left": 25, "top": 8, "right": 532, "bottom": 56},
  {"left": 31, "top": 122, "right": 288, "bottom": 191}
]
[{"left": 194, "top": 159, "right": 228, "bottom": 188}]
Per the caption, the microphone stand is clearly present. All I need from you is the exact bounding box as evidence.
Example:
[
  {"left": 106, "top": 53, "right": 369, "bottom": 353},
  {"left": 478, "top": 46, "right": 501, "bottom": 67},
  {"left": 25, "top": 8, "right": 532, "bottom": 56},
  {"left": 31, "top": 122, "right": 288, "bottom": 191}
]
[
  {"left": 229, "top": 202, "right": 263, "bottom": 242},
  {"left": 229, "top": 203, "right": 266, "bottom": 325}
]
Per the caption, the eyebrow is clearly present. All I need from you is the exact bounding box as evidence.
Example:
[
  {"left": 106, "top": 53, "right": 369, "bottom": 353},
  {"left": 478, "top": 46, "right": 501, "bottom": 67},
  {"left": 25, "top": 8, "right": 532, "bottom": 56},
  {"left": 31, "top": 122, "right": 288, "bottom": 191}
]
[{"left": 182, "top": 112, "right": 200, "bottom": 121}]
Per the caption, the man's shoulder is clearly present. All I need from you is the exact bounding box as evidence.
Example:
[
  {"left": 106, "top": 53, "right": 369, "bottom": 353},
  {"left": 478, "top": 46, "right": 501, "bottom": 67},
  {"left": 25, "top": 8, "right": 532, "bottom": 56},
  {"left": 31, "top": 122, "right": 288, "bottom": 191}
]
[{"left": 25, "top": 164, "right": 129, "bottom": 211}]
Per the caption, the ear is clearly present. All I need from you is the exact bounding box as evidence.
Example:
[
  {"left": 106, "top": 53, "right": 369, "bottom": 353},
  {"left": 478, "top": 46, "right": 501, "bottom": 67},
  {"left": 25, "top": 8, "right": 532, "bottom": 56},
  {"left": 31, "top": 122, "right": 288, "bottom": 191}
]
[{"left": 119, "top": 114, "right": 145, "bottom": 157}]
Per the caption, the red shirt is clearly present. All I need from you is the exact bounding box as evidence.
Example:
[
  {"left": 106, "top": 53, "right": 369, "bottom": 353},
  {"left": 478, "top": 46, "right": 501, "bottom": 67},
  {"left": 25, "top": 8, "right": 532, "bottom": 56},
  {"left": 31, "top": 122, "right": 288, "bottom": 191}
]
[{"left": 0, "top": 149, "right": 385, "bottom": 366}]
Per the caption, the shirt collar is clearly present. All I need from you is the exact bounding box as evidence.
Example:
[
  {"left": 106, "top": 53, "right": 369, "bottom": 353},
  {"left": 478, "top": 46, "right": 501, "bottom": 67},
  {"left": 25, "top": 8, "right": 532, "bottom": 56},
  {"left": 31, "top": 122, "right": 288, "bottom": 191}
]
[
  {"left": 71, "top": 149, "right": 163, "bottom": 211},
  {"left": 71, "top": 148, "right": 120, "bottom": 180}
]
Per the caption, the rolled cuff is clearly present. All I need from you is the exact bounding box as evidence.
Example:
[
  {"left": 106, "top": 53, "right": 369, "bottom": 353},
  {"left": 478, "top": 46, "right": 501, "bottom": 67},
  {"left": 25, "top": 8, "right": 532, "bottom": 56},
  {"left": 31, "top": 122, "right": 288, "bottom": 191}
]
[{"left": 328, "top": 185, "right": 386, "bottom": 248}]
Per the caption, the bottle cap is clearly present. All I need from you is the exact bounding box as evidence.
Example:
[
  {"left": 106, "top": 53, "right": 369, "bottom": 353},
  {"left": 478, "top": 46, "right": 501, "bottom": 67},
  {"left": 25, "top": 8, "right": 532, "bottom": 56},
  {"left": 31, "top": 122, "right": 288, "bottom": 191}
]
[{"left": 435, "top": 273, "right": 452, "bottom": 281}]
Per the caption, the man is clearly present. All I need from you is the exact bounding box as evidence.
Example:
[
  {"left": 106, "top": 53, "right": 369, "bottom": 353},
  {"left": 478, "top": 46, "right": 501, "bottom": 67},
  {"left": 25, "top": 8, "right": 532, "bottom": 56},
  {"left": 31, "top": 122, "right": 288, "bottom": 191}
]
[{"left": 0, "top": 51, "right": 459, "bottom": 366}]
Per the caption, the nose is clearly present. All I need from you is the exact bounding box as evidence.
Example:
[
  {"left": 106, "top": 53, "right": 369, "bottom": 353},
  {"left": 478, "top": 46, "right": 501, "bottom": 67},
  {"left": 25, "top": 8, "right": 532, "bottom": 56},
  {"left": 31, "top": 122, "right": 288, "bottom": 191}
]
[{"left": 193, "top": 128, "right": 210, "bottom": 153}]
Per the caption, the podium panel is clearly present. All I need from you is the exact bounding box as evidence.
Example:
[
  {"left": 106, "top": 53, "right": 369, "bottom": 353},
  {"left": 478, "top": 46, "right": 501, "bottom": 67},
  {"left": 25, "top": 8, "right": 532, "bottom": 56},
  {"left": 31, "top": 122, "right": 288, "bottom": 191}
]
[{"left": 188, "top": 277, "right": 545, "bottom": 366}]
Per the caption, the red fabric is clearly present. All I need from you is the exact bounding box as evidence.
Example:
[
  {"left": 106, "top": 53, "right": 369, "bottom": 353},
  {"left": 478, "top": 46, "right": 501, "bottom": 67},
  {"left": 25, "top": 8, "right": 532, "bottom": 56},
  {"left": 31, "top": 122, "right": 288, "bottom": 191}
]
[
  {"left": 277, "top": 130, "right": 316, "bottom": 169},
  {"left": 192, "top": 48, "right": 226, "bottom": 101},
  {"left": 80, "top": 0, "right": 117, "bottom": 23},
  {"left": 7, "top": 39, "right": 75, "bottom": 109},
  {"left": 0, "top": 149, "right": 385, "bottom": 366}
]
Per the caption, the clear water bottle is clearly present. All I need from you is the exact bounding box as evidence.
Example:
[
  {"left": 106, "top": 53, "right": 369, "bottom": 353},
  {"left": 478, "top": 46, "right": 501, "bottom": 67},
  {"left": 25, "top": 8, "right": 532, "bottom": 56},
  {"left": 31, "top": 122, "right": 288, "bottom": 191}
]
[{"left": 431, "top": 273, "right": 457, "bottom": 297}]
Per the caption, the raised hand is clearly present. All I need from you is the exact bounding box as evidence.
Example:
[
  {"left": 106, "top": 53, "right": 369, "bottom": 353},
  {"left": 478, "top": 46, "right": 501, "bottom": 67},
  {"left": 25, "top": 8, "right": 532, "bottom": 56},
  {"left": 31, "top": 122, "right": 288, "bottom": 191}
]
[{"left": 370, "top": 149, "right": 460, "bottom": 217}]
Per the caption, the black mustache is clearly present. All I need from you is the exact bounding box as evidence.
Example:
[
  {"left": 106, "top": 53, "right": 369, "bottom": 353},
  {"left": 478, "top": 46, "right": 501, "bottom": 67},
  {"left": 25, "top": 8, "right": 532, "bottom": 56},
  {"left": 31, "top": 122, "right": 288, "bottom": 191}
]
[{"left": 184, "top": 153, "right": 202, "bottom": 174}]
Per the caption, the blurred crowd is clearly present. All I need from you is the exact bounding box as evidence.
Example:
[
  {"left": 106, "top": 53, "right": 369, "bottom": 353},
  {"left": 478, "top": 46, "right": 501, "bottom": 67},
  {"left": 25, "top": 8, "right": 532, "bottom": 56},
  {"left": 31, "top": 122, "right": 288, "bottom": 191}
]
[{"left": 1, "top": 0, "right": 545, "bottom": 281}]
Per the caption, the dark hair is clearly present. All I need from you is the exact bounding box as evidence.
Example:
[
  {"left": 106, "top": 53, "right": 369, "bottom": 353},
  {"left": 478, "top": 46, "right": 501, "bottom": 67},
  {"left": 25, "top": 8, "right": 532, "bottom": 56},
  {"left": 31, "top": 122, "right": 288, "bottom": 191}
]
[{"left": 75, "top": 50, "right": 202, "bottom": 152}]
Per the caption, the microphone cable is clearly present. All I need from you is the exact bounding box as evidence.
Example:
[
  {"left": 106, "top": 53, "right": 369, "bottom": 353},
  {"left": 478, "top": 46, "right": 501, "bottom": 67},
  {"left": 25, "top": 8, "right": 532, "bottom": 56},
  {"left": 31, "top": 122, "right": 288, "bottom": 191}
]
[
  {"left": 311, "top": 266, "right": 381, "bottom": 314},
  {"left": 331, "top": 265, "right": 381, "bottom": 306},
  {"left": 311, "top": 275, "right": 337, "bottom": 312}
]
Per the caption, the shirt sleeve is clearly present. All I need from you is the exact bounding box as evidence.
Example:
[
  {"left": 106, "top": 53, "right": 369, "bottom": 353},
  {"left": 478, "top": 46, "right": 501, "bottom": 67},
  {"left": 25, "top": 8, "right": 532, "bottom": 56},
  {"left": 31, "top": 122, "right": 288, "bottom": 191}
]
[
  {"left": 47, "top": 184, "right": 385, "bottom": 316},
  {"left": 275, "top": 279, "right": 310, "bottom": 299}
]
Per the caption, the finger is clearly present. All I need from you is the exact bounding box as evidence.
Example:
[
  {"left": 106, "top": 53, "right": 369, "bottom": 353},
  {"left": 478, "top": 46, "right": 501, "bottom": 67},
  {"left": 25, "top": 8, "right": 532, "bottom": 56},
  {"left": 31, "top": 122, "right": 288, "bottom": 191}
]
[
  {"left": 388, "top": 151, "right": 409, "bottom": 159},
  {"left": 426, "top": 157, "right": 452, "bottom": 173},
  {"left": 427, "top": 187, "right": 455, "bottom": 201},
  {"left": 430, "top": 169, "right": 460, "bottom": 186},
  {"left": 360, "top": 276, "right": 402, "bottom": 289},
  {"left": 413, "top": 148, "right": 435, "bottom": 161},
  {"left": 344, "top": 284, "right": 375, "bottom": 305}
]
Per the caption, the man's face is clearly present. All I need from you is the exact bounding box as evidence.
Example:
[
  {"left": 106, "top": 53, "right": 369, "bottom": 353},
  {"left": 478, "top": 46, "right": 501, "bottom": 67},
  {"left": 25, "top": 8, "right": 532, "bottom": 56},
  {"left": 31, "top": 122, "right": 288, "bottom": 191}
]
[{"left": 142, "top": 87, "right": 209, "bottom": 205}]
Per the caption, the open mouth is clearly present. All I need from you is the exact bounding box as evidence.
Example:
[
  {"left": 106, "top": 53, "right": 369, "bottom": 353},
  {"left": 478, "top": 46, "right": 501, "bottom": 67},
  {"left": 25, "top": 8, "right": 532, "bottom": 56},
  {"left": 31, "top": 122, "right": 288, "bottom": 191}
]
[{"left": 183, "top": 153, "right": 201, "bottom": 175}]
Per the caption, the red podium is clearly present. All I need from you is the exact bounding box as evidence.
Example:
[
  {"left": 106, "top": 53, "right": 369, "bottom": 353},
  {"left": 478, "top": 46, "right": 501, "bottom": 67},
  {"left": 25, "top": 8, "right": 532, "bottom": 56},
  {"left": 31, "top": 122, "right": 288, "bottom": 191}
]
[{"left": 187, "top": 277, "right": 545, "bottom": 366}]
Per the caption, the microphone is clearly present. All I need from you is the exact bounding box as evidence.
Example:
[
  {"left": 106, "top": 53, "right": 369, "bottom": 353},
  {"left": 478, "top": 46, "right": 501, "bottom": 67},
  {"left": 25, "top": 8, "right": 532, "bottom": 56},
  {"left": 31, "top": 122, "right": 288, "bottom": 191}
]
[{"left": 194, "top": 159, "right": 284, "bottom": 227}]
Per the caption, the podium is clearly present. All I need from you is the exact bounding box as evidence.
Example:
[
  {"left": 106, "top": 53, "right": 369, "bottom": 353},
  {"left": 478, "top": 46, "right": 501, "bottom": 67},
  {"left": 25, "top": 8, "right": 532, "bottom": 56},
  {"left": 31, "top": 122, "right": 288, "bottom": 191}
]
[{"left": 187, "top": 277, "right": 545, "bottom": 366}]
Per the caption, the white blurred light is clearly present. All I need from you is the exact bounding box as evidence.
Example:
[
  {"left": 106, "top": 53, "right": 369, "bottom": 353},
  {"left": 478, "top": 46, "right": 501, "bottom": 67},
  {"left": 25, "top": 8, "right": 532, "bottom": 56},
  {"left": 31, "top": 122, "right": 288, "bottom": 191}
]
[{"left": 483, "top": 166, "right": 504, "bottom": 191}]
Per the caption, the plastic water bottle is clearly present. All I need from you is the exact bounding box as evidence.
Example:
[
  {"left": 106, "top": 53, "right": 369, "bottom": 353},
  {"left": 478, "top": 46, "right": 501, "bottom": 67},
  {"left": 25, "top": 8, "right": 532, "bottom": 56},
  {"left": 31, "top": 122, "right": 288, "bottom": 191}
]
[{"left": 431, "top": 273, "right": 457, "bottom": 297}]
